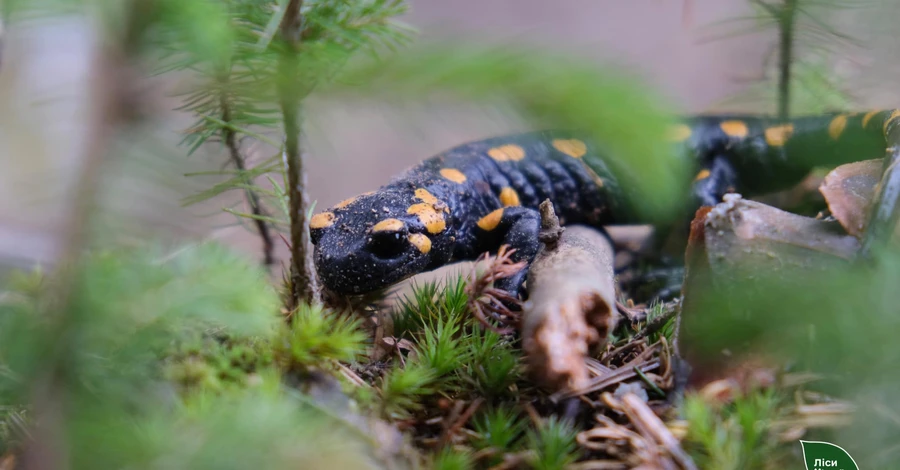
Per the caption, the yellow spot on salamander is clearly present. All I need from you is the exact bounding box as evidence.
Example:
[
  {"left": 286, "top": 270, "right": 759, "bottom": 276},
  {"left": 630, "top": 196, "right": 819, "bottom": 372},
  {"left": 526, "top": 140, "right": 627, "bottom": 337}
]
[
  {"left": 884, "top": 109, "right": 900, "bottom": 134},
  {"left": 499, "top": 187, "right": 520, "bottom": 207},
  {"left": 668, "top": 124, "right": 692, "bottom": 142},
  {"left": 310, "top": 211, "right": 335, "bottom": 229},
  {"left": 863, "top": 110, "right": 882, "bottom": 128},
  {"left": 439, "top": 168, "right": 467, "bottom": 184},
  {"left": 335, "top": 191, "right": 375, "bottom": 209},
  {"left": 764, "top": 124, "right": 794, "bottom": 147},
  {"left": 694, "top": 169, "right": 711, "bottom": 182},
  {"left": 408, "top": 233, "right": 431, "bottom": 254},
  {"left": 414, "top": 188, "right": 439, "bottom": 205},
  {"left": 552, "top": 139, "right": 587, "bottom": 158},
  {"left": 488, "top": 144, "right": 526, "bottom": 162},
  {"left": 414, "top": 187, "right": 449, "bottom": 213},
  {"left": 407, "top": 203, "right": 446, "bottom": 234},
  {"left": 719, "top": 120, "right": 749, "bottom": 138},
  {"left": 477, "top": 208, "right": 504, "bottom": 231},
  {"left": 829, "top": 115, "right": 848, "bottom": 140},
  {"left": 372, "top": 218, "right": 404, "bottom": 233},
  {"left": 335, "top": 197, "right": 356, "bottom": 209}
]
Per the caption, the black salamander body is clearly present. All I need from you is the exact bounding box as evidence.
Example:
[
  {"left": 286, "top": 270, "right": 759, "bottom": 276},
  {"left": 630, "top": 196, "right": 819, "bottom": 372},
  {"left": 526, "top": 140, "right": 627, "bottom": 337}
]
[
  {"left": 310, "top": 131, "right": 618, "bottom": 296},
  {"left": 311, "top": 110, "right": 900, "bottom": 298}
]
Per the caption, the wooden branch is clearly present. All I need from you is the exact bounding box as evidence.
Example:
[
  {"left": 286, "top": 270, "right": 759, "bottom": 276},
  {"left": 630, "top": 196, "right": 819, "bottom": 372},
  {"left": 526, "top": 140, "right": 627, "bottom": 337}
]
[
  {"left": 521, "top": 201, "right": 619, "bottom": 392},
  {"left": 279, "top": 0, "right": 320, "bottom": 308}
]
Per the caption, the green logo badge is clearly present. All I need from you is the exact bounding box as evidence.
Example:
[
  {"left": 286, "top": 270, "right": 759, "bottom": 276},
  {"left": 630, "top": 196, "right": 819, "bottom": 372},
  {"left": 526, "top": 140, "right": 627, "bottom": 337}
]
[{"left": 800, "top": 440, "right": 859, "bottom": 470}]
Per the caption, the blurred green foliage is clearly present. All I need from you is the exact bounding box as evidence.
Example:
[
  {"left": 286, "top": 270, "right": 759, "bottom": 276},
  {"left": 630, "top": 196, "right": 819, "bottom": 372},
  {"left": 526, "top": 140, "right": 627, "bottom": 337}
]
[
  {"left": 165, "top": 0, "right": 414, "bottom": 234},
  {"left": 332, "top": 45, "right": 688, "bottom": 224},
  {"left": 680, "top": 250, "right": 900, "bottom": 467},
  {"left": 683, "top": 389, "right": 792, "bottom": 469},
  {"left": 0, "top": 243, "right": 279, "bottom": 405},
  {"left": 0, "top": 243, "right": 386, "bottom": 468}
]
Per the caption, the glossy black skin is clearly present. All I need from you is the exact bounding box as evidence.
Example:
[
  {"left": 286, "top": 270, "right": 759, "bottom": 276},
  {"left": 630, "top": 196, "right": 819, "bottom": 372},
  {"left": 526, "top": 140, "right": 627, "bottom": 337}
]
[
  {"left": 311, "top": 130, "right": 620, "bottom": 295},
  {"left": 311, "top": 110, "right": 900, "bottom": 298}
]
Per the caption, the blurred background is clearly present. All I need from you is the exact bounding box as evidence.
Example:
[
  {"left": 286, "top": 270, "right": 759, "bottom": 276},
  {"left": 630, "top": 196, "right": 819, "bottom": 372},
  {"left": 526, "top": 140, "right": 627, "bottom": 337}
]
[{"left": 0, "top": 0, "right": 896, "bottom": 275}]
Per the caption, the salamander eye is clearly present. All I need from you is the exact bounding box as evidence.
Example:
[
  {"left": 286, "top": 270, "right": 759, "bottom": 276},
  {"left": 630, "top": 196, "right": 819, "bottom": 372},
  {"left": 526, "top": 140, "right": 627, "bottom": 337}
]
[{"left": 368, "top": 219, "right": 409, "bottom": 258}]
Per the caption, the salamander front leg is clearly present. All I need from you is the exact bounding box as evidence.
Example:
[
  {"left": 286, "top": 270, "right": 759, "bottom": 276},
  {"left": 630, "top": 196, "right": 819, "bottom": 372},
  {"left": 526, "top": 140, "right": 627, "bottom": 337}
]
[
  {"left": 641, "top": 157, "right": 738, "bottom": 267},
  {"left": 860, "top": 151, "right": 900, "bottom": 259},
  {"left": 474, "top": 206, "right": 542, "bottom": 300},
  {"left": 691, "top": 157, "right": 739, "bottom": 208}
]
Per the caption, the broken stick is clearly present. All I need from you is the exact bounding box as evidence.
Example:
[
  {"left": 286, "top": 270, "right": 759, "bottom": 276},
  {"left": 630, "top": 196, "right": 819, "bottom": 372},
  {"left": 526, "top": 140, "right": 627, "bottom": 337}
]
[{"left": 522, "top": 200, "right": 619, "bottom": 392}]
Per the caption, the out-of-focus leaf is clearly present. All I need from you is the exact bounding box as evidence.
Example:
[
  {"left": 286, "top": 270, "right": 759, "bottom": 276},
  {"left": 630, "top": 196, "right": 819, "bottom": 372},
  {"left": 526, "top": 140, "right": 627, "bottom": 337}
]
[
  {"left": 68, "top": 387, "right": 384, "bottom": 470},
  {"left": 679, "top": 249, "right": 900, "bottom": 468},
  {"left": 0, "top": 243, "right": 280, "bottom": 403},
  {"left": 156, "top": 0, "right": 234, "bottom": 65},
  {"left": 329, "top": 44, "right": 690, "bottom": 224}
]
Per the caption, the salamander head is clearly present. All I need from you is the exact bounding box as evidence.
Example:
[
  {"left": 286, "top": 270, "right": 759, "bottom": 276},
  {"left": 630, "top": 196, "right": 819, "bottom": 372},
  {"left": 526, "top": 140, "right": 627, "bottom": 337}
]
[{"left": 310, "top": 186, "right": 452, "bottom": 295}]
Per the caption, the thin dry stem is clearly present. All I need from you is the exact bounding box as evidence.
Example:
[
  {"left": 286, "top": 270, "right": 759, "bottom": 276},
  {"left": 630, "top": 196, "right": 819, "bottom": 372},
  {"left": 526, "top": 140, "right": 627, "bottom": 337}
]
[
  {"left": 279, "top": 0, "right": 320, "bottom": 308},
  {"left": 218, "top": 81, "right": 276, "bottom": 267}
]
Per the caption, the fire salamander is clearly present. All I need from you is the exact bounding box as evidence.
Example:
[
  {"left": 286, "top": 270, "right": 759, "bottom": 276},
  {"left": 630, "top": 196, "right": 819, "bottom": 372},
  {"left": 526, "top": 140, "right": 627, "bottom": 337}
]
[{"left": 310, "top": 110, "right": 900, "bottom": 299}]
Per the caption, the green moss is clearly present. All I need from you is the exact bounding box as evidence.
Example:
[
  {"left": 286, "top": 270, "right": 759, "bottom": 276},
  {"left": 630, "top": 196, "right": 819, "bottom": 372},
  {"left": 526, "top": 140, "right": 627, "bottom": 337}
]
[
  {"left": 526, "top": 416, "right": 580, "bottom": 470},
  {"left": 275, "top": 302, "right": 367, "bottom": 369},
  {"left": 471, "top": 405, "right": 526, "bottom": 465},
  {"left": 682, "top": 388, "right": 794, "bottom": 470}
]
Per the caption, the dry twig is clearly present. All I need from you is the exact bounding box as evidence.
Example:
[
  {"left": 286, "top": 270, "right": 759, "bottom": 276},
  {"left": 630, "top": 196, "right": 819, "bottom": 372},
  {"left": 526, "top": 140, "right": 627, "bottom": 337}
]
[
  {"left": 619, "top": 393, "right": 698, "bottom": 470},
  {"left": 576, "top": 391, "right": 698, "bottom": 470},
  {"left": 439, "top": 398, "right": 484, "bottom": 448},
  {"left": 522, "top": 201, "right": 619, "bottom": 392},
  {"left": 219, "top": 89, "right": 276, "bottom": 267}
]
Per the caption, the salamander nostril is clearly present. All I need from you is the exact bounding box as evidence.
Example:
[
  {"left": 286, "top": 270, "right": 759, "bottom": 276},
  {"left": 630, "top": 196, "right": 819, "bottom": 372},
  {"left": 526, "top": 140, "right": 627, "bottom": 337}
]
[{"left": 367, "top": 229, "right": 408, "bottom": 258}]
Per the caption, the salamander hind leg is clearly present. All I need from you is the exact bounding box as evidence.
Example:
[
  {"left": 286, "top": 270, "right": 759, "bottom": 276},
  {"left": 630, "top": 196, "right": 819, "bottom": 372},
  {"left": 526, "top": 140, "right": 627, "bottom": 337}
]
[{"left": 474, "top": 206, "right": 542, "bottom": 300}]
